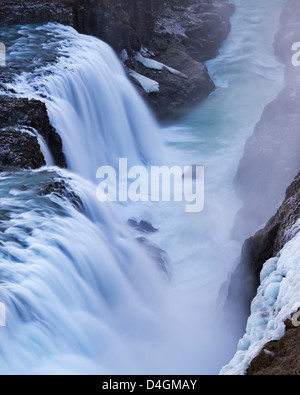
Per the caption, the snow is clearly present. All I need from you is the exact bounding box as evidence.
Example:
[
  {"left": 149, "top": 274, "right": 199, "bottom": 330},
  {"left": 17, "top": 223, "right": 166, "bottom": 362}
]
[
  {"left": 285, "top": 218, "right": 300, "bottom": 241},
  {"left": 2, "top": 126, "right": 54, "bottom": 166},
  {"left": 120, "top": 49, "right": 128, "bottom": 63},
  {"left": 220, "top": 229, "right": 300, "bottom": 375},
  {"left": 140, "top": 45, "right": 155, "bottom": 58},
  {"left": 120, "top": 50, "right": 187, "bottom": 93},
  {"left": 134, "top": 53, "right": 188, "bottom": 79},
  {"left": 119, "top": 50, "right": 159, "bottom": 93},
  {"left": 264, "top": 349, "right": 276, "bottom": 357},
  {"left": 128, "top": 69, "right": 160, "bottom": 93},
  {"left": 134, "top": 52, "right": 164, "bottom": 71}
]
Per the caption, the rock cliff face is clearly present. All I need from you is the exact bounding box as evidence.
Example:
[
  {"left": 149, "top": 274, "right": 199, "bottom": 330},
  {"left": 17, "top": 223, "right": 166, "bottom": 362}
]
[
  {"left": 0, "top": 96, "right": 66, "bottom": 170},
  {"left": 232, "top": 0, "right": 300, "bottom": 241},
  {"left": 226, "top": 0, "right": 300, "bottom": 375},
  {"left": 228, "top": 0, "right": 300, "bottom": 301},
  {"left": 1, "top": 0, "right": 72, "bottom": 26},
  {"left": 125, "top": 0, "right": 234, "bottom": 119},
  {"left": 247, "top": 313, "right": 300, "bottom": 375},
  {"left": 1, "top": 0, "right": 234, "bottom": 59},
  {"left": 243, "top": 171, "right": 300, "bottom": 283},
  {"left": 226, "top": 171, "right": 300, "bottom": 333}
]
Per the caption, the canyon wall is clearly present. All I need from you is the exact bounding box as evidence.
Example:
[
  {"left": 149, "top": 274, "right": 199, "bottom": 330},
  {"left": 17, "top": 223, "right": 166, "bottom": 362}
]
[{"left": 226, "top": 0, "right": 300, "bottom": 375}]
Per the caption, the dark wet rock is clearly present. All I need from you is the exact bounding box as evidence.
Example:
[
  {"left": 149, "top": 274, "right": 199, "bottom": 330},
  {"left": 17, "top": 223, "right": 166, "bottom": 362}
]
[
  {"left": 0, "top": 96, "right": 66, "bottom": 171},
  {"left": 122, "top": 0, "right": 235, "bottom": 120},
  {"left": 0, "top": 213, "right": 11, "bottom": 222},
  {"left": 237, "top": 170, "right": 300, "bottom": 291},
  {"left": 137, "top": 236, "right": 170, "bottom": 276},
  {"left": 36, "top": 179, "right": 83, "bottom": 211},
  {"left": 151, "top": 0, "right": 234, "bottom": 63},
  {"left": 127, "top": 45, "right": 215, "bottom": 120},
  {"left": 0, "top": 127, "right": 45, "bottom": 171},
  {"left": 0, "top": 0, "right": 73, "bottom": 26},
  {"left": 70, "top": 0, "right": 143, "bottom": 53},
  {"left": 128, "top": 218, "right": 159, "bottom": 234}
]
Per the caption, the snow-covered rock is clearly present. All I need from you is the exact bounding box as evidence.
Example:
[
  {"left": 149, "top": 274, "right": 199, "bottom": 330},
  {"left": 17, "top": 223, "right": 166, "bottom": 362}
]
[
  {"left": 134, "top": 52, "right": 188, "bottom": 79},
  {"left": 221, "top": 229, "right": 300, "bottom": 375},
  {"left": 128, "top": 69, "right": 160, "bottom": 93}
]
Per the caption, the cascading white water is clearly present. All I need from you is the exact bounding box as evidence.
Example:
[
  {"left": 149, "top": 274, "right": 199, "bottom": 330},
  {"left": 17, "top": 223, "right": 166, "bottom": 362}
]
[
  {"left": 7, "top": 24, "right": 163, "bottom": 181},
  {"left": 0, "top": 0, "right": 287, "bottom": 375},
  {"left": 0, "top": 23, "right": 209, "bottom": 375},
  {"left": 0, "top": 170, "right": 170, "bottom": 374}
]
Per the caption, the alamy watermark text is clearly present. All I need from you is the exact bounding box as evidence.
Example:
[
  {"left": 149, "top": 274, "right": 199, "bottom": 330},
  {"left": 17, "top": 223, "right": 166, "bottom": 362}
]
[
  {"left": 0, "top": 42, "right": 6, "bottom": 67},
  {"left": 96, "top": 159, "right": 204, "bottom": 213},
  {"left": 292, "top": 42, "right": 300, "bottom": 67},
  {"left": 0, "top": 303, "right": 6, "bottom": 327}
]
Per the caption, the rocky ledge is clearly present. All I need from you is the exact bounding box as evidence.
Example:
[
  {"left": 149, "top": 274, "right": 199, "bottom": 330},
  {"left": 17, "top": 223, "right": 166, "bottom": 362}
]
[
  {"left": 0, "top": 96, "right": 66, "bottom": 171},
  {"left": 226, "top": 170, "right": 300, "bottom": 334},
  {"left": 247, "top": 312, "right": 300, "bottom": 375},
  {"left": 242, "top": 171, "right": 300, "bottom": 286},
  {"left": 122, "top": 0, "right": 235, "bottom": 119}
]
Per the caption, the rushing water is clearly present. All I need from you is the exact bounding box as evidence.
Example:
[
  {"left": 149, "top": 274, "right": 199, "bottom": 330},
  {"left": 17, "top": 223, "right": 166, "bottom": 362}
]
[
  {"left": 149, "top": 0, "right": 286, "bottom": 370},
  {"left": 0, "top": 0, "right": 285, "bottom": 374},
  {"left": 1, "top": 24, "right": 163, "bottom": 179}
]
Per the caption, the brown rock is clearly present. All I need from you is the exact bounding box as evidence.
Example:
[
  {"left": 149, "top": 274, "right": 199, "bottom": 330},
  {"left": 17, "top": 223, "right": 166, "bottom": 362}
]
[{"left": 247, "top": 313, "right": 300, "bottom": 375}]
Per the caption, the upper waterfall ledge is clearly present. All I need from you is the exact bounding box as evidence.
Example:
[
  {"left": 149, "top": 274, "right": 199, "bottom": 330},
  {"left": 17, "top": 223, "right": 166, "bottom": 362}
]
[{"left": 0, "top": 0, "right": 235, "bottom": 121}]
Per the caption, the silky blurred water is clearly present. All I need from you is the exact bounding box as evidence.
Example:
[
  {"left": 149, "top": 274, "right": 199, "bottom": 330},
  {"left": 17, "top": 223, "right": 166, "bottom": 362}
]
[{"left": 0, "top": 0, "right": 286, "bottom": 374}]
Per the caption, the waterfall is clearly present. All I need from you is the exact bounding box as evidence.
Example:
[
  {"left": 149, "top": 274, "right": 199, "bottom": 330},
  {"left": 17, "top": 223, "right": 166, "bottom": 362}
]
[
  {"left": 0, "top": 170, "right": 170, "bottom": 374},
  {"left": 0, "top": 23, "right": 206, "bottom": 375},
  {"left": 7, "top": 24, "right": 162, "bottom": 181},
  {"left": 0, "top": 24, "right": 169, "bottom": 375}
]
